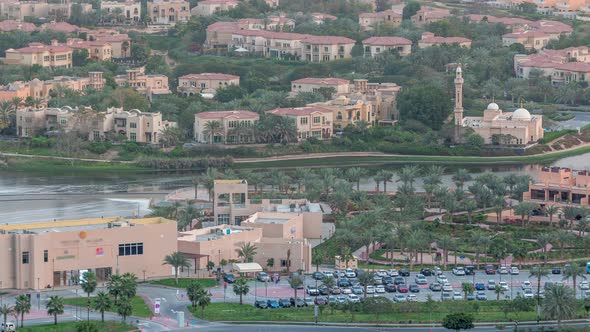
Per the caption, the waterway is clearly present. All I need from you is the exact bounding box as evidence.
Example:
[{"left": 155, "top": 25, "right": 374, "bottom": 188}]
[{"left": 2, "top": 151, "right": 590, "bottom": 224}]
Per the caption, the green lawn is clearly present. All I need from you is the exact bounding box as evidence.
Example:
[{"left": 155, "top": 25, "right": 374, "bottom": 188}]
[
  {"left": 19, "top": 321, "right": 136, "bottom": 332},
  {"left": 62, "top": 295, "right": 151, "bottom": 318},
  {"left": 150, "top": 278, "right": 218, "bottom": 288},
  {"left": 189, "top": 301, "right": 589, "bottom": 324}
]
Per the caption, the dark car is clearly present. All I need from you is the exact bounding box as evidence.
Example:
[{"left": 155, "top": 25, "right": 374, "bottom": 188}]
[
  {"left": 420, "top": 268, "right": 432, "bottom": 276},
  {"left": 315, "top": 297, "right": 328, "bottom": 305},
  {"left": 465, "top": 266, "right": 475, "bottom": 275},
  {"left": 552, "top": 267, "right": 561, "bottom": 274},
  {"left": 338, "top": 278, "right": 351, "bottom": 288},
  {"left": 290, "top": 297, "right": 305, "bottom": 307},
  {"left": 223, "top": 273, "right": 236, "bottom": 283},
  {"left": 255, "top": 300, "right": 268, "bottom": 309},
  {"left": 485, "top": 265, "right": 496, "bottom": 275},
  {"left": 385, "top": 283, "right": 397, "bottom": 292},
  {"left": 267, "top": 299, "right": 280, "bottom": 308},
  {"left": 383, "top": 276, "right": 393, "bottom": 285},
  {"left": 397, "top": 284, "right": 409, "bottom": 293},
  {"left": 393, "top": 277, "right": 405, "bottom": 285},
  {"left": 319, "top": 286, "right": 329, "bottom": 295},
  {"left": 312, "top": 272, "right": 324, "bottom": 280},
  {"left": 409, "top": 284, "right": 420, "bottom": 293},
  {"left": 279, "top": 298, "right": 292, "bottom": 308},
  {"left": 399, "top": 269, "right": 410, "bottom": 277},
  {"left": 475, "top": 282, "right": 486, "bottom": 291}
]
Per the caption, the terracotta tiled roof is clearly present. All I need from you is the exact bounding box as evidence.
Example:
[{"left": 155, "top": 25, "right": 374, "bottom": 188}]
[
  {"left": 0, "top": 20, "right": 36, "bottom": 32},
  {"left": 180, "top": 73, "right": 240, "bottom": 80},
  {"left": 362, "top": 36, "right": 411, "bottom": 46},
  {"left": 266, "top": 106, "right": 333, "bottom": 116},
  {"left": 199, "top": 0, "right": 238, "bottom": 4},
  {"left": 12, "top": 43, "right": 72, "bottom": 53},
  {"left": 292, "top": 77, "right": 350, "bottom": 85},
  {"left": 196, "top": 110, "right": 259, "bottom": 119},
  {"left": 530, "top": 20, "right": 573, "bottom": 34},
  {"left": 207, "top": 21, "right": 240, "bottom": 32},
  {"left": 503, "top": 30, "right": 549, "bottom": 38},
  {"left": 41, "top": 22, "right": 80, "bottom": 33},
  {"left": 311, "top": 13, "right": 337, "bottom": 20},
  {"left": 467, "top": 14, "right": 533, "bottom": 26},
  {"left": 301, "top": 35, "right": 356, "bottom": 45},
  {"left": 554, "top": 62, "right": 590, "bottom": 72},
  {"left": 421, "top": 35, "right": 471, "bottom": 44}
]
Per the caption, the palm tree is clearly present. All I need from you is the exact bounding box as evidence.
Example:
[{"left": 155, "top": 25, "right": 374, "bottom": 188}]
[
  {"left": 163, "top": 252, "right": 191, "bottom": 285},
  {"left": 0, "top": 304, "right": 13, "bottom": 329},
  {"left": 376, "top": 170, "right": 394, "bottom": 193},
  {"left": 494, "top": 285, "right": 505, "bottom": 300},
  {"left": 236, "top": 242, "right": 258, "bottom": 263},
  {"left": 46, "top": 295, "right": 64, "bottom": 325},
  {"left": 546, "top": 205, "right": 559, "bottom": 225},
  {"left": 543, "top": 285, "right": 576, "bottom": 331},
  {"left": 289, "top": 275, "right": 303, "bottom": 307},
  {"left": 322, "top": 275, "right": 335, "bottom": 299},
  {"left": 233, "top": 277, "right": 250, "bottom": 305},
  {"left": 397, "top": 165, "right": 420, "bottom": 186},
  {"left": 291, "top": 168, "right": 310, "bottom": 193},
  {"left": 563, "top": 264, "right": 586, "bottom": 298},
  {"left": 462, "top": 282, "right": 474, "bottom": 300},
  {"left": 357, "top": 271, "right": 374, "bottom": 298},
  {"left": 452, "top": 168, "right": 471, "bottom": 189},
  {"left": 14, "top": 294, "right": 31, "bottom": 327},
  {"left": 94, "top": 291, "right": 112, "bottom": 322},
  {"left": 197, "top": 288, "right": 211, "bottom": 319},
  {"left": 121, "top": 41, "right": 130, "bottom": 58},
  {"left": 187, "top": 279, "right": 203, "bottom": 310},
  {"left": 312, "top": 250, "right": 324, "bottom": 272},
  {"left": 537, "top": 233, "right": 553, "bottom": 265},
  {"left": 80, "top": 271, "right": 97, "bottom": 322},
  {"left": 530, "top": 266, "right": 550, "bottom": 322},
  {"left": 204, "top": 120, "right": 223, "bottom": 144},
  {"left": 555, "top": 230, "right": 573, "bottom": 259},
  {"left": 107, "top": 274, "right": 123, "bottom": 304},
  {"left": 345, "top": 167, "right": 366, "bottom": 191},
  {"left": 117, "top": 296, "right": 133, "bottom": 322},
  {"left": 0, "top": 101, "right": 14, "bottom": 131}
]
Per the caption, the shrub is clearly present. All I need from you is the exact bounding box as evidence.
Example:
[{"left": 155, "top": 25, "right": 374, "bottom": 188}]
[
  {"left": 86, "top": 142, "right": 111, "bottom": 154},
  {"left": 136, "top": 156, "right": 233, "bottom": 169}
]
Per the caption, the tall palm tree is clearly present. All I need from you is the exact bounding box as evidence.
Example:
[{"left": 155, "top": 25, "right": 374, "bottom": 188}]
[
  {"left": 14, "top": 294, "right": 31, "bottom": 327},
  {"left": 537, "top": 233, "right": 553, "bottom": 265},
  {"left": 204, "top": 120, "right": 223, "bottom": 144},
  {"left": 289, "top": 275, "right": 303, "bottom": 307},
  {"left": 546, "top": 205, "right": 559, "bottom": 226},
  {"left": 235, "top": 242, "right": 258, "bottom": 263},
  {"left": 163, "top": 252, "right": 191, "bottom": 285},
  {"left": 563, "top": 264, "right": 586, "bottom": 298},
  {"left": 357, "top": 271, "right": 374, "bottom": 298},
  {"left": 494, "top": 285, "right": 505, "bottom": 300},
  {"left": 397, "top": 165, "right": 420, "bottom": 186},
  {"left": 107, "top": 274, "right": 123, "bottom": 305},
  {"left": 94, "top": 291, "right": 112, "bottom": 322},
  {"left": 555, "top": 230, "right": 573, "bottom": 259},
  {"left": 530, "top": 266, "right": 550, "bottom": 322},
  {"left": 0, "top": 101, "right": 14, "bottom": 131},
  {"left": 117, "top": 296, "right": 133, "bottom": 322},
  {"left": 80, "top": 271, "right": 97, "bottom": 322},
  {"left": 197, "top": 288, "right": 211, "bottom": 319},
  {"left": 120, "top": 273, "right": 138, "bottom": 300},
  {"left": 376, "top": 170, "right": 394, "bottom": 193},
  {"left": 345, "top": 167, "right": 366, "bottom": 191},
  {"left": 0, "top": 304, "right": 14, "bottom": 329},
  {"left": 233, "top": 277, "right": 250, "bottom": 305},
  {"left": 292, "top": 168, "right": 310, "bottom": 193},
  {"left": 543, "top": 285, "right": 577, "bottom": 331},
  {"left": 322, "top": 275, "right": 335, "bottom": 299},
  {"left": 46, "top": 295, "right": 64, "bottom": 325},
  {"left": 452, "top": 168, "right": 471, "bottom": 189}
]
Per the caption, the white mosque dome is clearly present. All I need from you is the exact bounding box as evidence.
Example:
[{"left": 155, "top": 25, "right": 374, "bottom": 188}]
[
  {"left": 513, "top": 108, "right": 531, "bottom": 120},
  {"left": 487, "top": 103, "right": 499, "bottom": 111}
]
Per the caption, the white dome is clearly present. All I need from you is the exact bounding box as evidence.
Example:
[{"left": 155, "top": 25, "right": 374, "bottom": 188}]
[
  {"left": 512, "top": 108, "right": 531, "bottom": 120},
  {"left": 487, "top": 102, "right": 499, "bottom": 111}
]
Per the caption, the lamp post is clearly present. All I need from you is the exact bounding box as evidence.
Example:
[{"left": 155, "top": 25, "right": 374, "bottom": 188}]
[{"left": 37, "top": 277, "right": 40, "bottom": 310}]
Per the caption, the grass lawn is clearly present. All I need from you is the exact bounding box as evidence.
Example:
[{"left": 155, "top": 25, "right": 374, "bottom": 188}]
[
  {"left": 189, "top": 301, "right": 589, "bottom": 324},
  {"left": 62, "top": 295, "right": 151, "bottom": 318},
  {"left": 19, "top": 321, "right": 136, "bottom": 331},
  {"left": 151, "top": 278, "right": 218, "bottom": 289}
]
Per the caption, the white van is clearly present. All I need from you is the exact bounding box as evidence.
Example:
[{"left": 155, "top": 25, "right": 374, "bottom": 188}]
[{"left": 1, "top": 322, "right": 16, "bottom": 332}]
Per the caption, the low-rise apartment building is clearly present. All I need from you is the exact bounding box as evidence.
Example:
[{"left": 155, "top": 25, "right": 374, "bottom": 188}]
[
  {"left": 0, "top": 72, "right": 105, "bottom": 102},
  {"left": 1, "top": 41, "right": 72, "bottom": 68},
  {"left": 502, "top": 20, "right": 573, "bottom": 49},
  {"left": 191, "top": 0, "right": 238, "bottom": 16},
  {"left": 100, "top": 0, "right": 142, "bottom": 23},
  {"left": 237, "top": 16, "right": 295, "bottom": 31},
  {"left": 0, "top": 0, "right": 92, "bottom": 21},
  {"left": 349, "top": 79, "right": 402, "bottom": 123},
  {"left": 66, "top": 38, "right": 112, "bottom": 61},
  {"left": 86, "top": 32, "right": 132, "bottom": 58},
  {"left": 411, "top": 6, "right": 451, "bottom": 26},
  {"left": 0, "top": 217, "right": 176, "bottom": 290},
  {"left": 300, "top": 35, "right": 356, "bottom": 62},
  {"left": 418, "top": 32, "right": 472, "bottom": 48},
  {"left": 358, "top": 9, "right": 402, "bottom": 30},
  {"left": 147, "top": 0, "right": 190, "bottom": 25},
  {"left": 266, "top": 106, "right": 333, "bottom": 140},
  {"left": 290, "top": 77, "right": 350, "bottom": 97},
  {"left": 309, "top": 96, "right": 374, "bottom": 129},
  {"left": 194, "top": 110, "right": 259, "bottom": 144},
  {"left": 362, "top": 36, "right": 412, "bottom": 57},
  {"left": 523, "top": 167, "right": 590, "bottom": 206},
  {"left": 114, "top": 68, "right": 171, "bottom": 99},
  {"left": 514, "top": 47, "right": 590, "bottom": 85},
  {"left": 177, "top": 73, "right": 240, "bottom": 97}
]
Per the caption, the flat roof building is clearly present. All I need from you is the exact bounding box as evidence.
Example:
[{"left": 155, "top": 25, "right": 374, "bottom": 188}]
[{"left": 524, "top": 167, "right": 590, "bottom": 205}]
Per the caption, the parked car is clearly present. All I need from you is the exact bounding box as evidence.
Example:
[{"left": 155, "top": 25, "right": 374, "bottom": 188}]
[
  {"left": 429, "top": 282, "right": 442, "bottom": 291},
  {"left": 415, "top": 274, "right": 428, "bottom": 285},
  {"left": 383, "top": 276, "right": 393, "bottom": 285},
  {"left": 312, "top": 272, "right": 324, "bottom": 280},
  {"left": 487, "top": 280, "right": 496, "bottom": 290},
  {"left": 304, "top": 298, "right": 315, "bottom": 306},
  {"left": 442, "top": 283, "right": 453, "bottom": 292},
  {"left": 223, "top": 273, "right": 236, "bottom": 283},
  {"left": 584, "top": 290, "right": 590, "bottom": 299},
  {"left": 0, "top": 323, "right": 15, "bottom": 332},
  {"left": 306, "top": 285, "right": 320, "bottom": 296},
  {"left": 407, "top": 294, "right": 418, "bottom": 302},
  {"left": 409, "top": 284, "right": 420, "bottom": 293},
  {"left": 328, "top": 296, "right": 337, "bottom": 304},
  {"left": 393, "top": 294, "right": 407, "bottom": 302},
  {"left": 465, "top": 265, "right": 475, "bottom": 275},
  {"left": 523, "top": 288, "right": 534, "bottom": 299},
  {"left": 315, "top": 297, "right": 328, "bottom": 305},
  {"left": 521, "top": 280, "right": 532, "bottom": 289},
  {"left": 319, "top": 286, "right": 329, "bottom": 295},
  {"left": 323, "top": 271, "right": 333, "bottom": 278},
  {"left": 485, "top": 265, "right": 496, "bottom": 275},
  {"left": 255, "top": 300, "right": 268, "bottom": 309},
  {"left": 420, "top": 268, "right": 432, "bottom": 276},
  {"left": 552, "top": 267, "right": 562, "bottom": 275},
  {"left": 289, "top": 297, "right": 305, "bottom": 307},
  {"left": 376, "top": 285, "right": 386, "bottom": 293},
  {"left": 348, "top": 294, "right": 361, "bottom": 303},
  {"left": 442, "top": 292, "right": 452, "bottom": 300},
  {"left": 499, "top": 281, "right": 509, "bottom": 291},
  {"left": 373, "top": 276, "right": 383, "bottom": 285},
  {"left": 345, "top": 268, "right": 356, "bottom": 278},
  {"left": 476, "top": 291, "right": 487, "bottom": 300},
  {"left": 352, "top": 286, "right": 363, "bottom": 295},
  {"left": 510, "top": 267, "right": 520, "bottom": 275},
  {"left": 385, "top": 283, "right": 397, "bottom": 292},
  {"left": 257, "top": 272, "right": 270, "bottom": 282},
  {"left": 376, "top": 270, "right": 388, "bottom": 277},
  {"left": 475, "top": 282, "right": 486, "bottom": 291},
  {"left": 580, "top": 281, "right": 590, "bottom": 290},
  {"left": 393, "top": 277, "right": 405, "bottom": 285},
  {"left": 336, "top": 296, "right": 348, "bottom": 304},
  {"left": 436, "top": 275, "right": 448, "bottom": 284},
  {"left": 341, "top": 287, "right": 352, "bottom": 294},
  {"left": 279, "top": 298, "right": 292, "bottom": 308},
  {"left": 331, "top": 286, "right": 341, "bottom": 295},
  {"left": 267, "top": 299, "right": 280, "bottom": 308},
  {"left": 466, "top": 293, "right": 475, "bottom": 300},
  {"left": 433, "top": 266, "right": 443, "bottom": 276},
  {"left": 452, "top": 292, "right": 463, "bottom": 300},
  {"left": 397, "top": 284, "right": 409, "bottom": 293},
  {"left": 452, "top": 267, "right": 466, "bottom": 276},
  {"left": 388, "top": 269, "right": 399, "bottom": 277},
  {"left": 498, "top": 266, "right": 508, "bottom": 274},
  {"left": 366, "top": 285, "right": 375, "bottom": 294},
  {"left": 337, "top": 278, "right": 351, "bottom": 288},
  {"left": 400, "top": 269, "right": 410, "bottom": 277}
]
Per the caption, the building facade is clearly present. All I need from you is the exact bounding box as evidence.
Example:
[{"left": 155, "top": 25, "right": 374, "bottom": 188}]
[
  {"left": 114, "top": 68, "right": 171, "bottom": 99},
  {"left": 300, "top": 36, "right": 356, "bottom": 62},
  {"left": 358, "top": 9, "right": 402, "bottom": 30},
  {"left": 514, "top": 46, "right": 590, "bottom": 85},
  {"left": 411, "top": 7, "right": 451, "bottom": 26},
  {"left": 362, "top": 36, "right": 412, "bottom": 57},
  {"left": 147, "top": 0, "right": 190, "bottom": 25},
  {"left": 309, "top": 96, "right": 374, "bottom": 129},
  {"left": 0, "top": 0, "right": 92, "bottom": 21},
  {"left": 2, "top": 41, "right": 72, "bottom": 68},
  {"left": 266, "top": 106, "right": 333, "bottom": 140},
  {"left": 523, "top": 167, "right": 590, "bottom": 206},
  {"left": 178, "top": 73, "right": 240, "bottom": 97},
  {"left": 0, "top": 217, "right": 177, "bottom": 290},
  {"left": 194, "top": 110, "right": 259, "bottom": 144},
  {"left": 100, "top": 0, "right": 142, "bottom": 23},
  {"left": 418, "top": 32, "right": 472, "bottom": 48},
  {"left": 290, "top": 77, "right": 350, "bottom": 97},
  {"left": 191, "top": 0, "right": 238, "bottom": 16}
]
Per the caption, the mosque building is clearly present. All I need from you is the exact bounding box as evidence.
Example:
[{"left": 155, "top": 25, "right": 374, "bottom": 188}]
[{"left": 453, "top": 65, "right": 544, "bottom": 145}]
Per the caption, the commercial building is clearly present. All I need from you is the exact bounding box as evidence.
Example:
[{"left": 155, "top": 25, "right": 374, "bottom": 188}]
[
  {"left": 194, "top": 110, "right": 259, "bottom": 144},
  {"left": 100, "top": 0, "right": 142, "bottom": 23},
  {"left": 191, "top": 0, "right": 238, "bottom": 16},
  {"left": 1, "top": 41, "right": 72, "bottom": 68},
  {"left": 0, "top": 217, "right": 177, "bottom": 290},
  {"left": 418, "top": 32, "right": 472, "bottom": 48},
  {"left": 147, "top": 0, "right": 190, "bottom": 25},
  {"left": 358, "top": 9, "right": 402, "bottom": 30},
  {"left": 114, "top": 68, "right": 171, "bottom": 99},
  {"left": 289, "top": 77, "right": 351, "bottom": 97},
  {"left": 177, "top": 73, "right": 240, "bottom": 97},
  {"left": 523, "top": 167, "right": 590, "bottom": 205},
  {"left": 266, "top": 106, "right": 333, "bottom": 141},
  {"left": 362, "top": 36, "right": 412, "bottom": 57}
]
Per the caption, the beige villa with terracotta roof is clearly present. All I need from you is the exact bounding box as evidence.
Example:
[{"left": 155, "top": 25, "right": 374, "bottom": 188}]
[
  {"left": 362, "top": 36, "right": 412, "bottom": 57},
  {"left": 411, "top": 6, "right": 451, "bottom": 26},
  {"left": 290, "top": 77, "right": 350, "bottom": 97},
  {"left": 147, "top": 0, "right": 190, "bottom": 25},
  {"left": 191, "top": 0, "right": 238, "bottom": 16},
  {"left": 178, "top": 73, "right": 240, "bottom": 97},
  {"left": 502, "top": 20, "right": 572, "bottom": 50},
  {"left": 194, "top": 110, "right": 259, "bottom": 144},
  {"left": 266, "top": 106, "right": 333, "bottom": 141},
  {"left": 358, "top": 9, "right": 402, "bottom": 30},
  {"left": 418, "top": 32, "right": 472, "bottom": 48},
  {"left": 514, "top": 46, "right": 590, "bottom": 85},
  {"left": 1, "top": 41, "right": 73, "bottom": 68}
]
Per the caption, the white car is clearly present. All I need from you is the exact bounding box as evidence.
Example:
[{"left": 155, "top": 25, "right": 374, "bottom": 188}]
[
  {"left": 510, "top": 267, "right": 520, "bottom": 275},
  {"left": 442, "top": 283, "right": 453, "bottom": 292},
  {"left": 366, "top": 285, "right": 375, "bottom": 294},
  {"left": 580, "top": 281, "right": 590, "bottom": 290},
  {"left": 499, "top": 281, "right": 509, "bottom": 291},
  {"left": 323, "top": 271, "right": 333, "bottom": 277},
  {"left": 348, "top": 294, "right": 360, "bottom": 303},
  {"left": 345, "top": 268, "right": 356, "bottom": 278},
  {"left": 415, "top": 274, "right": 428, "bottom": 285},
  {"left": 433, "top": 266, "right": 443, "bottom": 275},
  {"left": 1, "top": 322, "right": 16, "bottom": 332},
  {"left": 341, "top": 287, "right": 352, "bottom": 294},
  {"left": 407, "top": 294, "right": 417, "bottom": 302},
  {"left": 437, "top": 275, "right": 448, "bottom": 284},
  {"left": 584, "top": 290, "right": 590, "bottom": 298},
  {"left": 388, "top": 269, "right": 399, "bottom": 277},
  {"left": 375, "top": 285, "right": 386, "bottom": 293},
  {"left": 376, "top": 270, "right": 388, "bottom": 277},
  {"left": 452, "top": 267, "right": 466, "bottom": 276},
  {"left": 452, "top": 292, "right": 463, "bottom": 300},
  {"left": 393, "top": 294, "right": 407, "bottom": 302},
  {"left": 521, "top": 280, "right": 532, "bottom": 289},
  {"left": 498, "top": 266, "right": 508, "bottom": 274},
  {"left": 523, "top": 288, "right": 534, "bottom": 299}
]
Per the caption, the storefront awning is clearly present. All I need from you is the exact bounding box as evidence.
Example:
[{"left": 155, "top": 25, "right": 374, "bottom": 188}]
[{"left": 232, "top": 262, "right": 263, "bottom": 273}]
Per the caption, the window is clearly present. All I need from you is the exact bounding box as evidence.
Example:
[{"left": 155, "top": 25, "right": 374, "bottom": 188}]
[
  {"left": 129, "top": 122, "right": 137, "bottom": 128},
  {"left": 118, "top": 243, "right": 144, "bottom": 256},
  {"left": 130, "top": 133, "right": 136, "bottom": 141},
  {"left": 22, "top": 251, "right": 30, "bottom": 264},
  {"left": 44, "top": 250, "right": 48, "bottom": 263},
  {"left": 300, "top": 117, "right": 308, "bottom": 125},
  {"left": 60, "top": 119, "right": 67, "bottom": 125},
  {"left": 324, "top": 47, "right": 328, "bottom": 52},
  {"left": 280, "top": 259, "right": 290, "bottom": 267},
  {"left": 200, "top": 83, "right": 206, "bottom": 89},
  {"left": 313, "top": 116, "right": 321, "bottom": 124},
  {"left": 217, "top": 214, "right": 230, "bottom": 224}
]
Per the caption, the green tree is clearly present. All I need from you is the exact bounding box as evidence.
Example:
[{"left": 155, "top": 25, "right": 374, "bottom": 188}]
[
  {"left": 14, "top": 294, "right": 31, "bottom": 327},
  {"left": 461, "top": 282, "right": 474, "bottom": 300},
  {"left": 289, "top": 275, "right": 303, "bottom": 308},
  {"left": 494, "top": 285, "right": 505, "bottom": 300},
  {"left": 529, "top": 266, "right": 550, "bottom": 322},
  {"left": 442, "top": 313, "right": 474, "bottom": 332},
  {"left": 187, "top": 279, "right": 203, "bottom": 310},
  {"left": 72, "top": 48, "right": 88, "bottom": 66},
  {"left": 543, "top": 285, "right": 576, "bottom": 331},
  {"left": 235, "top": 242, "right": 258, "bottom": 263},
  {"left": 233, "top": 277, "right": 250, "bottom": 305},
  {"left": 215, "top": 85, "right": 246, "bottom": 103},
  {"left": 563, "top": 264, "right": 586, "bottom": 298},
  {"left": 398, "top": 84, "right": 452, "bottom": 130},
  {"left": 46, "top": 295, "right": 65, "bottom": 325},
  {"left": 117, "top": 296, "right": 133, "bottom": 322},
  {"left": 107, "top": 274, "right": 123, "bottom": 305},
  {"left": 197, "top": 288, "right": 211, "bottom": 319},
  {"left": 0, "top": 304, "right": 14, "bottom": 329},
  {"left": 80, "top": 271, "right": 97, "bottom": 322},
  {"left": 402, "top": 0, "right": 421, "bottom": 19},
  {"left": 93, "top": 291, "right": 112, "bottom": 322},
  {"left": 204, "top": 120, "right": 223, "bottom": 144},
  {"left": 163, "top": 252, "right": 191, "bottom": 285}
]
